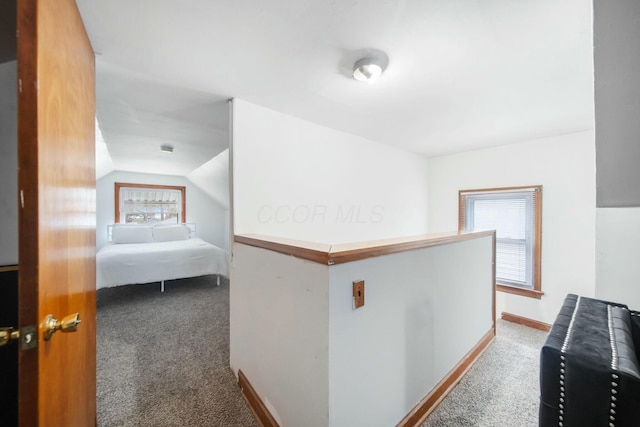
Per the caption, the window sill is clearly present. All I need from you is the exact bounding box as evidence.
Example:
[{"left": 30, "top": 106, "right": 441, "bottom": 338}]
[{"left": 496, "top": 284, "right": 544, "bottom": 299}]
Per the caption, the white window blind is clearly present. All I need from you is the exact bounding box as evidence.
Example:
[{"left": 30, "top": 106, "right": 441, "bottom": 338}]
[{"left": 463, "top": 190, "right": 536, "bottom": 289}]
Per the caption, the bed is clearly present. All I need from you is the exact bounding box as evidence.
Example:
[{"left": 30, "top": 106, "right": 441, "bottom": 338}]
[{"left": 96, "top": 223, "right": 229, "bottom": 291}]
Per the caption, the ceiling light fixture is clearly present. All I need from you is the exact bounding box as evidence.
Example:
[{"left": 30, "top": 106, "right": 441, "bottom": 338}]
[
  {"left": 160, "top": 144, "right": 174, "bottom": 153},
  {"left": 352, "top": 58, "right": 383, "bottom": 83}
]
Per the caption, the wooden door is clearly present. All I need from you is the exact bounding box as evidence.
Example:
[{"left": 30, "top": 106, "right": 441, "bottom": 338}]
[{"left": 17, "top": 0, "right": 96, "bottom": 426}]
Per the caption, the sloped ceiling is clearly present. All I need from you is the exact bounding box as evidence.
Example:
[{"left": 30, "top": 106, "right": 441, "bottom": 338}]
[
  {"left": 95, "top": 60, "right": 229, "bottom": 177},
  {"left": 78, "top": 0, "right": 593, "bottom": 163},
  {"left": 187, "top": 149, "right": 230, "bottom": 209}
]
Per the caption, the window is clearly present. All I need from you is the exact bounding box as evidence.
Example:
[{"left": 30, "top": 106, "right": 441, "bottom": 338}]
[
  {"left": 459, "top": 186, "right": 542, "bottom": 299},
  {"left": 115, "top": 182, "right": 186, "bottom": 224}
]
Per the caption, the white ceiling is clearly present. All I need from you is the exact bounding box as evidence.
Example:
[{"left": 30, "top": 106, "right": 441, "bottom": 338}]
[
  {"left": 95, "top": 59, "right": 229, "bottom": 176},
  {"left": 77, "top": 0, "right": 593, "bottom": 174}
]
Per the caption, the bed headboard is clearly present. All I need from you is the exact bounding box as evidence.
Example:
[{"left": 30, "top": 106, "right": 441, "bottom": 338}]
[{"left": 107, "top": 223, "right": 197, "bottom": 242}]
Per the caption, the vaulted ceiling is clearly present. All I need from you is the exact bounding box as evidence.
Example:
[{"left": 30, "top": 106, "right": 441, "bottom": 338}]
[{"left": 77, "top": 0, "right": 593, "bottom": 175}]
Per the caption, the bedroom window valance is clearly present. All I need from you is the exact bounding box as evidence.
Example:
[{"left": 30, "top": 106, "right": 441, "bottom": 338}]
[{"left": 115, "top": 182, "right": 186, "bottom": 224}]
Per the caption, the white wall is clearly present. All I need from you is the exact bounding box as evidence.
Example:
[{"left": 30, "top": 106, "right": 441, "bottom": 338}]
[
  {"left": 231, "top": 235, "right": 493, "bottom": 426},
  {"left": 428, "top": 131, "right": 596, "bottom": 324},
  {"left": 95, "top": 118, "right": 115, "bottom": 179},
  {"left": 596, "top": 208, "right": 640, "bottom": 307},
  {"left": 231, "top": 234, "right": 493, "bottom": 426},
  {"left": 328, "top": 236, "right": 494, "bottom": 426},
  {"left": 232, "top": 99, "right": 429, "bottom": 244},
  {"left": 96, "top": 170, "right": 229, "bottom": 250},
  {"left": 230, "top": 243, "right": 330, "bottom": 427},
  {"left": 0, "top": 61, "right": 17, "bottom": 266}
]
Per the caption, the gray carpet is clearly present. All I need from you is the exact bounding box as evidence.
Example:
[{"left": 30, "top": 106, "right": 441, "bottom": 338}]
[
  {"left": 97, "top": 278, "right": 547, "bottom": 427},
  {"left": 96, "top": 276, "right": 257, "bottom": 427},
  {"left": 422, "top": 320, "right": 549, "bottom": 427}
]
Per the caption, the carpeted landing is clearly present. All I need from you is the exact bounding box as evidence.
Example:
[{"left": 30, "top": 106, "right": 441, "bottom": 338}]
[
  {"left": 421, "top": 320, "right": 548, "bottom": 427},
  {"left": 96, "top": 276, "right": 257, "bottom": 427},
  {"left": 97, "top": 276, "right": 547, "bottom": 427}
]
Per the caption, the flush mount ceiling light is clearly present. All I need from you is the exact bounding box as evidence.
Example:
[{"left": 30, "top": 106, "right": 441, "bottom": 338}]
[
  {"left": 352, "top": 58, "right": 383, "bottom": 83},
  {"left": 160, "top": 144, "right": 174, "bottom": 153}
]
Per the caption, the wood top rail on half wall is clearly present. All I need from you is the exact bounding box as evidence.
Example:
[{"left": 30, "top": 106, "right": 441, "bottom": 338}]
[{"left": 234, "top": 230, "right": 496, "bottom": 265}]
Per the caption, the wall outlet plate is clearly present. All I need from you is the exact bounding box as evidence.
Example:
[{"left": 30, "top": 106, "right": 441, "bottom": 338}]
[{"left": 353, "top": 280, "right": 365, "bottom": 309}]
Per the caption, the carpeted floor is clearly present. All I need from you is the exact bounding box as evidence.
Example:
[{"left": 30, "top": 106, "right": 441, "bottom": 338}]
[
  {"left": 97, "top": 277, "right": 547, "bottom": 427},
  {"left": 96, "top": 276, "right": 257, "bottom": 427},
  {"left": 421, "top": 320, "right": 548, "bottom": 427}
]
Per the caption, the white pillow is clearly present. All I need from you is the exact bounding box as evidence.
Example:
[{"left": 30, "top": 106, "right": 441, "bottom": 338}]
[
  {"left": 112, "top": 225, "right": 154, "bottom": 244},
  {"left": 153, "top": 224, "right": 190, "bottom": 242}
]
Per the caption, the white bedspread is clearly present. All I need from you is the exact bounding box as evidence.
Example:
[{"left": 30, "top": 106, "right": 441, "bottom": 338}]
[{"left": 96, "top": 238, "right": 229, "bottom": 289}]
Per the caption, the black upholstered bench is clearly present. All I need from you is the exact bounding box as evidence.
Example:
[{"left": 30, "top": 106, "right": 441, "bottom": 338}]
[{"left": 540, "top": 294, "right": 640, "bottom": 427}]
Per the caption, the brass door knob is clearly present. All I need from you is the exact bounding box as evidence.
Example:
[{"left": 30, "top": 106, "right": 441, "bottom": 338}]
[
  {"left": 0, "top": 328, "right": 20, "bottom": 347},
  {"left": 43, "top": 313, "right": 81, "bottom": 341}
]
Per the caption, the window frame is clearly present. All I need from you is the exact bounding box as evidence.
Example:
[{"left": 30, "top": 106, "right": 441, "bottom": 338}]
[
  {"left": 114, "top": 182, "right": 186, "bottom": 224},
  {"left": 458, "top": 185, "right": 543, "bottom": 299}
]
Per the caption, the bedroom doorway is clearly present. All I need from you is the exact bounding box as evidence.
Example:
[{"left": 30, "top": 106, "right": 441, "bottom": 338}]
[
  {"left": 93, "top": 63, "right": 234, "bottom": 424},
  {"left": 0, "top": 1, "right": 237, "bottom": 424}
]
